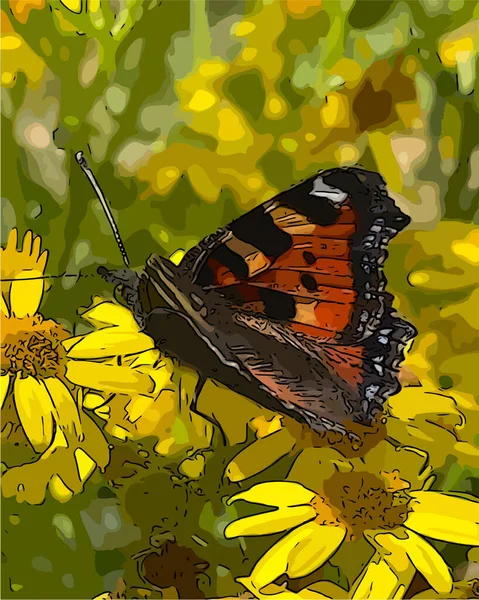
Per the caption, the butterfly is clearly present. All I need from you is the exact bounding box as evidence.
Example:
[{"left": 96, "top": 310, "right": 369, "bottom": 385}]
[{"left": 100, "top": 166, "right": 416, "bottom": 441}]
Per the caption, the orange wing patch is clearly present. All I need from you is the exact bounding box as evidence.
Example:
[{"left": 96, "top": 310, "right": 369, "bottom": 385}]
[{"left": 203, "top": 197, "right": 360, "bottom": 337}]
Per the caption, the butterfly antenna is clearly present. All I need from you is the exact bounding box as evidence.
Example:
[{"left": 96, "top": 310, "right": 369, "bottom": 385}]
[{"left": 75, "top": 151, "right": 130, "bottom": 268}]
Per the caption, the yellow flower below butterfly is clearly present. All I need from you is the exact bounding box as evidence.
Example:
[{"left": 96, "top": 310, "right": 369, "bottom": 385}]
[
  {"left": 64, "top": 299, "right": 212, "bottom": 456},
  {"left": 0, "top": 229, "right": 109, "bottom": 504},
  {"left": 224, "top": 453, "right": 479, "bottom": 598}
]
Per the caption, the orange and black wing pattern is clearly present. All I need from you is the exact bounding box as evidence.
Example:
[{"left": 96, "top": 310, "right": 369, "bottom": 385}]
[{"left": 137, "top": 167, "right": 416, "bottom": 436}]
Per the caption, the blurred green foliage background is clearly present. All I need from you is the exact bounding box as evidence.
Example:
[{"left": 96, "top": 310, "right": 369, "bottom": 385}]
[{"left": 1, "top": 0, "right": 478, "bottom": 598}]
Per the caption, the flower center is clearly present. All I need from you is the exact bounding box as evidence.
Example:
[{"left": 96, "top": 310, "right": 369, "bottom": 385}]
[
  {"left": 315, "top": 471, "right": 410, "bottom": 540},
  {"left": 1, "top": 314, "right": 70, "bottom": 380}
]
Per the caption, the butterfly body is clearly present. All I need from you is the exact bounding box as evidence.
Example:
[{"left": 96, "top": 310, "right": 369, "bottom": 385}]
[{"left": 106, "top": 166, "right": 416, "bottom": 438}]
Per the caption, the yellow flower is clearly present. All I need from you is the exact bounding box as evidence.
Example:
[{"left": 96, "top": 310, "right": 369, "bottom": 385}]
[
  {"left": 385, "top": 386, "right": 479, "bottom": 471},
  {"left": 1, "top": 228, "right": 80, "bottom": 449},
  {"left": 1, "top": 229, "right": 109, "bottom": 503},
  {"left": 224, "top": 439, "right": 478, "bottom": 599},
  {"left": 64, "top": 299, "right": 212, "bottom": 456}
]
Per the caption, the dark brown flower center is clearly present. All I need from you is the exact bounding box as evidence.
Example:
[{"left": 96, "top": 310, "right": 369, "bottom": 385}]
[
  {"left": 319, "top": 471, "right": 410, "bottom": 540},
  {"left": 1, "top": 314, "right": 69, "bottom": 380}
]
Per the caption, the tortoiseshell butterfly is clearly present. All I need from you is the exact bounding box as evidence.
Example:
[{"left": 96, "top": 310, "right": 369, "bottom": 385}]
[{"left": 94, "top": 163, "right": 416, "bottom": 440}]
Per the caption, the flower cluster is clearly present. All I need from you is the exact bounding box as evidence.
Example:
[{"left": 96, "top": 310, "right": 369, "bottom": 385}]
[{"left": 2, "top": 230, "right": 478, "bottom": 600}]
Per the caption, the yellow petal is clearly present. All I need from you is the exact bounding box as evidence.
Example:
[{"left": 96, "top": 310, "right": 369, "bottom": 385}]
[
  {"left": 21, "top": 230, "right": 33, "bottom": 255},
  {"left": 65, "top": 361, "right": 155, "bottom": 395},
  {"left": 400, "top": 530, "right": 452, "bottom": 594},
  {"left": 10, "top": 271, "right": 43, "bottom": 317},
  {"left": 6, "top": 227, "right": 18, "bottom": 253},
  {"left": 127, "top": 349, "right": 162, "bottom": 368},
  {"left": 126, "top": 394, "right": 156, "bottom": 423},
  {"left": 66, "top": 329, "right": 154, "bottom": 359},
  {"left": 247, "top": 521, "right": 345, "bottom": 591},
  {"left": 13, "top": 375, "right": 54, "bottom": 452},
  {"left": 287, "top": 447, "right": 351, "bottom": 493},
  {"left": 224, "top": 506, "right": 316, "bottom": 539},
  {"left": 43, "top": 377, "right": 82, "bottom": 440},
  {"left": 304, "top": 581, "right": 348, "bottom": 599},
  {"left": 95, "top": 405, "right": 111, "bottom": 420},
  {"left": 83, "top": 392, "right": 110, "bottom": 410},
  {"left": 287, "top": 523, "right": 346, "bottom": 578},
  {"left": 138, "top": 363, "right": 173, "bottom": 395},
  {"left": 227, "top": 481, "right": 315, "bottom": 508},
  {"left": 74, "top": 448, "right": 96, "bottom": 482},
  {"left": 351, "top": 557, "right": 403, "bottom": 599},
  {"left": 225, "top": 428, "right": 296, "bottom": 482},
  {"left": 62, "top": 335, "right": 86, "bottom": 352},
  {"left": 30, "top": 235, "right": 42, "bottom": 262},
  {"left": 251, "top": 414, "right": 283, "bottom": 438},
  {"left": 81, "top": 301, "right": 138, "bottom": 330},
  {"left": 49, "top": 475, "right": 74, "bottom": 503},
  {"left": 405, "top": 491, "right": 479, "bottom": 545},
  {"left": 1, "top": 373, "right": 11, "bottom": 409},
  {"left": 1, "top": 294, "right": 9, "bottom": 317},
  {"left": 110, "top": 424, "right": 130, "bottom": 441},
  {"left": 237, "top": 580, "right": 304, "bottom": 599},
  {"left": 387, "top": 389, "right": 463, "bottom": 428}
]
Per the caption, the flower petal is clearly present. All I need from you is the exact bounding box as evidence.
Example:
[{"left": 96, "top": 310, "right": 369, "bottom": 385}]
[
  {"left": 126, "top": 394, "right": 156, "bottom": 423},
  {"left": 83, "top": 392, "right": 110, "bottom": 410},
  {"left": 21, "top": 230, "right": 33, "bottom": 255},
  {"left": 126, "top": 349, "right": 162, "bottom": 368},
  {"left": 30, "top": 234, "right": 42, "bottom": 262},
  {"left": 227, "top": 481, "right": 315, "bottom": 508},
  {"left": 351, "top": 556, "right": 407, "bottom": 599},
  {"left": 95, "top": 405, "right": 111, "bottom": 420},
  {"left": 13, "top": 375, "right": 54, "bottom": 452},
  {"left": 303, "top": 581, "right": 348, "bottom": 599},
  {"left": 6, "top": 227, "right": 18, "bottom": 252},
  {"left": 224, "top": 506, "right": 316, "bottom": 539},
  {"left": 287, "top": 447, "right": 351, "bottom": 494},
  {"left": 65, "top": 361, "right": 155, "bottom": 395},
  {"left": 81, "top": 301, "right": 139, "bottom": 330},
  {"left": 405, "top": 491, "right": 479, "bottom": 545},
  {"left": 1, "top": 293, "right": 9, "bottom": 317},
  {"left": 387, "top": 389, "right": 463, "bottom": 428},
  {"left": 225, "top": 428, "right": 296, "bottom": 482},
  {"left": 1, "top": 373, "right": 11, "bottom": 409},
  {"left": 400, "top": 529, "right": 452, "bottom": 594},
  {"left": 74, "top": 448, "right": 96, "bottom": 482},
  {"left": 245, "top": 521, "right": 346, "bottom": 591},
  {"left": 10, "top": 271, "right": 43, "bottom": 318},
  {"left": 287, "top": 523, "right": 346, "bottom": 578},
  {"left": 49, "top": 475, "right": 74, "bottom": 503},
  {"left": 43, "top": 377, "right": 82, "bottom": 441},
  {"left": 66, "top": 329, "right": 154, "bottom": 359},
  {"left": 62, "top": 335, "right": 86, "bottom": 352},
  {"left": 237, "top": 580, "right": 305, "bottom": 599}
]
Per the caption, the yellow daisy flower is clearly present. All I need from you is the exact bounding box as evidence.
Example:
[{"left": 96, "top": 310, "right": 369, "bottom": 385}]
[
  {"left": 224, "top": 441, "right": 479, "bottom": 598},
  {"left": 64, "top": 299, "right": 213, "bottom": 456},
  {"left": 1, "top": 228, "right": 109, "bottom": 503},
  {"left": 1, "top": 228, "right": 80, "bottom": 449}
]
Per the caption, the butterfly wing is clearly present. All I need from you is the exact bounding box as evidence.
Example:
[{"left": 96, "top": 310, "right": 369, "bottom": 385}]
[{"left": 141, "top": 167, "right": 415, "bottom": 435}]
